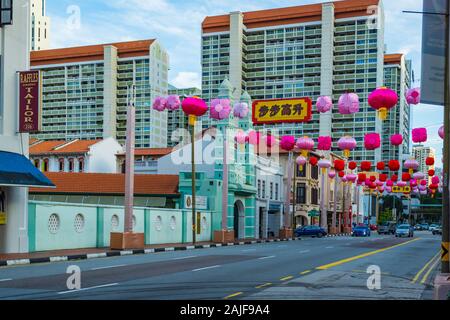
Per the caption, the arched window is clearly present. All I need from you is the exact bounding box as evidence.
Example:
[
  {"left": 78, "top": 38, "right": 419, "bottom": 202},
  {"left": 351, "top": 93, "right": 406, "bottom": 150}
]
[
  {"left": 68, "top": 158, "right": 75, "bottom": 172},
  {"left": 59, "top": 158, "right": 65, "bottom": 172},
  {"left": 43, "top": 159, "right": 49, "bottom": 172},
  {"left": 78, "top": 157, "right": 85, "bottom": 172},
  {"left": 34, "top": 159, "right": 40, "bottom": 169}
]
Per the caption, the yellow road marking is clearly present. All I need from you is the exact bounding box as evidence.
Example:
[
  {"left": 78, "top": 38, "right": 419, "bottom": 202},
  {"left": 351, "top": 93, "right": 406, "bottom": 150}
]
[
  {"left": 420, "top": 254, "right": 441, "bottom": 284},
  {"left": 411, "top": 251, "right": 441, "bottom": 284},
  {"left": 316, "top": 238, "right": 421, "bottom": 270},
  {"left": 280, "top": 276, "right": 294, "bottom": 281},
  {"left": 300, "top": 270, "right": 312, "bottom": 275},
  {"left": 255, "top": 283, "right": 272, "bottom": 289},
  {"left": 224, "top": 292, "right": 243, "bottom": 300}
]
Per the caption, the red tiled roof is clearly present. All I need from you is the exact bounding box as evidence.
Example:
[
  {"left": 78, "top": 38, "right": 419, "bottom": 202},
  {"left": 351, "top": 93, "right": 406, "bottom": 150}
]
[
  {"left": 31, "top": 39, "right": 155, "bottom": 66},
  {"left": 29, "top": 172, "right": 180, "bottom": 196},
  {"left": 30, "top": 140, "right": 101, "bottom": 155},
  {"left": 202, "top": 0, "right": 380, "bottom": 32},
  {"left": 384, "top": 53, "right": 403, "bottom": 65}
]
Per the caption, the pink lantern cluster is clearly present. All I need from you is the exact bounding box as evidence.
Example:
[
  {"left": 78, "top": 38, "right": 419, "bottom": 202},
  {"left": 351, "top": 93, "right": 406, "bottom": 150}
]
[
  {"left": 405, "top": 88, "right": 421, "bottom": 105},
  {"left": 153, "top": 95, "right": 181, "bottom": 112}
]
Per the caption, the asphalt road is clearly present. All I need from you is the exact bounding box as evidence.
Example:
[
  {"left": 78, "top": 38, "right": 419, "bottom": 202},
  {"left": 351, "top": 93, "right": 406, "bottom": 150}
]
[{"left": 0, "top": 231, "right": 441, "bottom": 300}]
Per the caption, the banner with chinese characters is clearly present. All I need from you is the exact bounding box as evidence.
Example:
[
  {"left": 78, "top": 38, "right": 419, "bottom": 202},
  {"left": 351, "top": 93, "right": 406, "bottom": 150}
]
[
  {"left": 19, "top": 70, "right": 42, "bottom": 133},
  {"left": 252, "top": 98, "right": 312, "bottom": 125}
]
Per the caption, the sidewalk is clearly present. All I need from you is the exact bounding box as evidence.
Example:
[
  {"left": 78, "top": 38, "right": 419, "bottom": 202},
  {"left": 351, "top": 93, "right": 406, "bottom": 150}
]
[{"left": 0, "top": 233, "right": 352, "bottom": 267}]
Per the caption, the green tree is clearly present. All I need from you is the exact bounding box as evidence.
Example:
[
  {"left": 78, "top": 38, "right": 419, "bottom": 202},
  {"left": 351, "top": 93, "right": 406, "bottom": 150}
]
[{"left": 378, "top": 208, "right": 394, "bottom": 225}]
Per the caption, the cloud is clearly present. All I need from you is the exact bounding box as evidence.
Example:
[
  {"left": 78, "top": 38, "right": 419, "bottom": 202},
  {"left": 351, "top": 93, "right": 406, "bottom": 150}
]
[{"left": 171, "top": 72, "right": 201, "bottom": 88}]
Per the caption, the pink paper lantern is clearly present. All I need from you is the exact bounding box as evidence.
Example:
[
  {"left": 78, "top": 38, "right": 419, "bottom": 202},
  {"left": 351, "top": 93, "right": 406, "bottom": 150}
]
[
  {"left": 439, "top": 126, "right": 444, "bottom": 140},
  {"left": 390, "top": 134, "right": 403, "bottom": 146},
  {"left": 368, "top": 87, "right": 398, "bottom": 121},
  {"left": 364, "top": 133, "right": 381, "bottom": 150},
  {"left": 386, "top": 186, "right": 392, "bottom": 193},
  {"left": 210, "top": 99, "right": 231, "bottom": 120},
  {"left": 347, "top": 174, "right": 357, "bottom": 183},
  {"left": 338, "top": 93, "right": 360, "bottom": 114},
  {"left": 405, "top": 88, "right": 421, "bottom": 105},
  {"left": 166, "top": 95, "right": 181, "bottom": 111},
  {"left": 182, "top": 97, "right": 209, "bottom": 117},
  {"left": 248, "top": 130, "right": 261, "bottom": 145},
  {"left": 412, "top": 128, "right": 427, "bottom": 143},
  {"left": 316, "top": 96, "right": 333, "bottom": 113},
  {"left": 318, "top": 159, "right": 331, "bottom": 169},
  {"left": 337, "top": 136, "right": 357, "bottom": 158},
  {"left": 413, "top": 172, "right": 425, "bottom": 180},
  {"left": 386, "top": 180, "right": 394, "bottom": 187},
  {"left": 397, "top": 181, "right": 407, "bottom": 188},
  {"left": 280, "top": 136, "right": 296, "bottom": 151},
  {"left": 432, "top": 176, "right": 440, "bottom": 185},
  {"left": 328, "top": 170, "right": 336, "bottom": 179},
  {"left": 152, "top": 96, "right": 167, "bottom": 112},
  {"left": 317, "top": 136, "right": 332, "bottom": 151},
  {"left": 296, "top": 137, "right": 315, "bottom": 157},
  {"left": 235, "top": 131, "right": 247, "bottom": 145},
  {"left": 420, "top": 180, "right": 428, "bottom": 186},
  {"left": 233, "top": 102, "right": 249, "bottom": 119},
  {"left": 404, "top": 159, "right": 419, "bottom": 174},
  {"left": 296, "top": 156, "right": 307, "bottom": 172}
]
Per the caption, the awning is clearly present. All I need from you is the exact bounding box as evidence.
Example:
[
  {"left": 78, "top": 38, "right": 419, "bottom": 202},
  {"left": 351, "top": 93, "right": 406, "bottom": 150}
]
[{"left": 0, "top": 151, "right": 55, "bottom": 188}]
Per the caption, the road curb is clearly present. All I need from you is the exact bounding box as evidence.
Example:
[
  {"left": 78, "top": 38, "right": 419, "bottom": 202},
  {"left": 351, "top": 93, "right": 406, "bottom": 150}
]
[{"left": 0, "top": 237, "right": 302, "bottom": 267}]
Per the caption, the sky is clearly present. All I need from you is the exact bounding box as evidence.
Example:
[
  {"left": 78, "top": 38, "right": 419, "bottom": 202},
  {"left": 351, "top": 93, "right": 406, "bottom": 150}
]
[{"left": 45, "top": 0, "right": 444, "bottom": 165}]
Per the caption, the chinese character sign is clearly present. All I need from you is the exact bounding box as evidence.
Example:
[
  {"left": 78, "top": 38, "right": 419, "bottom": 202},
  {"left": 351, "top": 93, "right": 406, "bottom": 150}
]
[
  {"left": 252, "top": 98, "right": 312, "bottom": 125},
  {"left": 19, "top": 71, "right": 42, "bottom": 133}
]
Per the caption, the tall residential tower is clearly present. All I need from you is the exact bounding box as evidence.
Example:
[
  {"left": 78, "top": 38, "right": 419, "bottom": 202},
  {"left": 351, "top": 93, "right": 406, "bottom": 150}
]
[
  {"left": 30, "top": 0, "right": 50, "bottom": 51},
  {"left": 201, "top": 0, "right": 386, "bottom": 162},
  {"left": 30, "top": 40, "right": 170, "bottom": 148}
]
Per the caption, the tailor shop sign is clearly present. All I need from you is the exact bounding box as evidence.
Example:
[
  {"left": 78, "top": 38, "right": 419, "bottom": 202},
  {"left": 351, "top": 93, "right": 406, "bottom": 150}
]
[
  {"left": 19, "top": 70, "right": 42, "bottom": 133},
  {"left": 252, "top": 97, "right": 312, "bottom": 125}
]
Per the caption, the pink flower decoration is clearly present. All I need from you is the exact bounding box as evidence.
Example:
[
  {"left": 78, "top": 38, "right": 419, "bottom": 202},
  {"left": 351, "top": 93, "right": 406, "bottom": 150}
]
[
  {"left": 182, "top": 97, "right": 209, "bottom": 117},
  {"left": 390, "top": 134, "right": 403, "bottom": 146},
  {"left": 166, "top": 95, "right": 181, "bottom": 111},
  {"left": 412, "top": 128, "right": 427, "bottom": 143},
  {"left": 280, "top": 136, "right": 296, "bottom": 151},
  {"left": 248, "top": 130, "right": 261, "bottom": 145},
  {"left": 235, "top": 131, "right": 247, "bottom": 145},
  {"left": 364, "top": 133, "right": 381, "bottom": 150},
  {"left": 317, "top": 136, "right": 332, "bottom": 151},
  {"left": 210, "top": 99, "right": 231, "bottom": 120},
  {"left": 405, "top": 88, "right": 421, "bottom": 105},
  {"left": 338, "top": 93, "right": 360, "bottom": 115},
  {"left": 153, "top": 96, "right": 167, "bottom": 112},
  {"left": 316, "top": 96, "right": 333, "bottom": 113},
  {"left": 439, "top": 126, "right": 444, "bottom": 140},
  {"left": 233, "top": 102, "right": 249, "bottom": 119}
]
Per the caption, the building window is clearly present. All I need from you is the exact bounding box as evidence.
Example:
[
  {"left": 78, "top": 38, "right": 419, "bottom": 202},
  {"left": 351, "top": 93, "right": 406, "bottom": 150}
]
[
  {"left": 270, "top": 182, "right": 274, "bottom": 200},
  {"left": 257, "top": 180, "right": 261, "bottom": 198},
  {"left": 311, "top": 188, "right": 319, "bottom": 205},
  {"left": 296, "top": 183, "right": 306, "bottom": 204},
  {"left": 43, "top": 159, "right": 49, "bottom": 172},
  {"left": 68, "top": 158, "right": 75, "bottom": 172},
  {"left": 34, "top": 159, "right": 40, "bottom": 169},
  {"left": 262, "top": 181, "right": 266, "bottom": 199},
  {"left": 0, "top": 190, "right": 6, "bottom": 213},
  {"left": 78, "top": 157, "right": 85, "bottom": 172},
  {"left": 275, "top": 183, "right": 279, "bottom": 201},
  {"left": 297, "top": 165, "right": 306, "bottom": 178},
  {"left": 311, "top": 166, "right": 319, "bottom": 180},
  {"left": 59, "top": 158, "right": 64, "bottom": 172}
]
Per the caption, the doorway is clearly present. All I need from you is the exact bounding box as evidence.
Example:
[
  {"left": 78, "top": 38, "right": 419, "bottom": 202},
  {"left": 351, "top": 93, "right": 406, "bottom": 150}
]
[{"left": 233, "top": 200, "right": 245, "bottom": 239}]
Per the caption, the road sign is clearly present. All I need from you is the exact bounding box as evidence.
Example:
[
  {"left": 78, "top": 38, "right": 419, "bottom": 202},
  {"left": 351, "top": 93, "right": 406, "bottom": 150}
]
[
  {"left": 252, "top": 97, "right": 312, "bottom": 125},
  {"left": 392, "top": 186, "right": 411, "bottom": 193},
  {"left": 442, "top": 242, "right": 449, "bottom": 262},
  {"left": 308, "top": 209, "right": 319, "bottom": 217}
]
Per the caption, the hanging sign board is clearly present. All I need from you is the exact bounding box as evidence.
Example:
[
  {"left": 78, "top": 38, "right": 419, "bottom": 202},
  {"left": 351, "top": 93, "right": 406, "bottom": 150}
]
[
  {"left": 18, "top": 70, "right": 42, "bottom": 133},
  {"left": 252, "top": 98, "right": 312, "bottom": 125}
]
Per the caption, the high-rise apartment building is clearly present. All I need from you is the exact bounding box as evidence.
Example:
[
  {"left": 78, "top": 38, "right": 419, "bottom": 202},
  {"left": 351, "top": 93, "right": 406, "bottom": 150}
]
[
  {"left": 413, "top": 146, "right": 436, "bottom": 183},
  {"left": 167, "top": 85, "right": 202, "bottom": 147},
  {"left": 383, "top": 53, "right": 412, "bottom": 165},
  {"left": 30, "top": 0, "right": 50, "bottom": 51},
  {"left": 201, "top": 0, "right": 386, "bottom": 162},
  {"left": 30, "top": 40, "right": 170, "bottom": 148}
]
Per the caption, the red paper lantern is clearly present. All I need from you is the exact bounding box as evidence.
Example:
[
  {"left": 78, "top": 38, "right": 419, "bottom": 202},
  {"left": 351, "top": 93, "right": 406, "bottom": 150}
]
[
  {"left": 402, "top": 173, "right": 411, "bottom": 182},
  {"left": 309, "top": 157, "right": 318, "bottom": 167},
  {"left": 391, "top": 174, "right": 398, "bottom": 182},
  {"left": 377, "top": 162, "right": 385, "bottom": 171},
  {"left": 334, "top": 159, "right": 345, "bottom": 172},
  {"left": 369, "top": 182, "right": 377, "bottom": 190},
  {"left": 426, "top": 157, "right": 435, "bottom": 166},
  {"left": 379, "top": 174, "right": 388, "bottom": 182},
  {"left": 358, "top": 173, "right": 367, "bottom": 183},
  {"left": 429, "top": 184, "right": 439, "bottom": 191},
  {"left": 338, "top": 171, "right": 345, "bottom": 178},
  {"left": 370, "top": 176, "right": 377, "bottom": 182},
  {"left": 388, "top": 160, "right": 400, "bottom": 172},
  {"left": 361, "top": 161, "right": 372, "bottom": 172},
  {"left": 348, "top": 161, "right": 357, "bottom": 170},
  {"left": 428, "top": 169, "right": 435, "bottom": 177}
]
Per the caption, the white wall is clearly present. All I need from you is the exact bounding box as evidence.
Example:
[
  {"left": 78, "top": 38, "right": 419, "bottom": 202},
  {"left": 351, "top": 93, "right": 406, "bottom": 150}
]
[{"left": 88, "top": 137, "right": 123, "bottom": 173}]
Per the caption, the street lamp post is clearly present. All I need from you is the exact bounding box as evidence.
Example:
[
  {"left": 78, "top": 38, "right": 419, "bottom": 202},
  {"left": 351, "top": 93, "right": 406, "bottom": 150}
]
[{"left": 124, "top": 84, "right": 136, "bottom": 234}]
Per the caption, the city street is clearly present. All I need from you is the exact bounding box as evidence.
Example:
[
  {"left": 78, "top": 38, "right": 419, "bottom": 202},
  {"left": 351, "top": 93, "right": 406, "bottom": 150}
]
[{"left": 0, "top": 231, "right": 440, "bottom": 300}]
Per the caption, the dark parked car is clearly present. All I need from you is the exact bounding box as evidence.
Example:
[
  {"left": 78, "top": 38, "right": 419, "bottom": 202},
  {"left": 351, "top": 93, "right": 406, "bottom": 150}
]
[
  {"left": 378, "top": 221, "right": 397, "bottom": 235},
  {"left": 352, "top": 225, "right": 371, "bottom": 237},
  {"left": 295, "top": 226, "right": 327, "bottom": 238}
]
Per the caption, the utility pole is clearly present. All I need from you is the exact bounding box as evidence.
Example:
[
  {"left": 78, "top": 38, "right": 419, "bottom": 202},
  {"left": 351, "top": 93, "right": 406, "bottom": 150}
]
[{"left": 124, "top": 84, "right": 136, "bottom": 234}]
